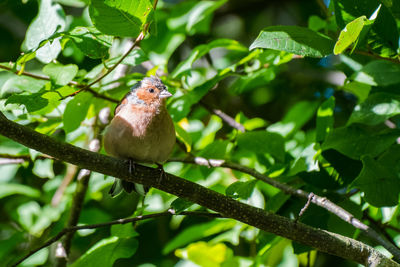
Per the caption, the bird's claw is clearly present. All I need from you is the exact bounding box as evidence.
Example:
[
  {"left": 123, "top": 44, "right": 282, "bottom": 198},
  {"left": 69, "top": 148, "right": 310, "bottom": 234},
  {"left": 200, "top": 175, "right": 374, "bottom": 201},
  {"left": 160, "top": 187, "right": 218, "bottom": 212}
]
[
  {"left": 128, "top": 159, "right": 136, "bottom": 174},
  {"left": 156, "top": 163, "right": 167, "bottom": 184}
]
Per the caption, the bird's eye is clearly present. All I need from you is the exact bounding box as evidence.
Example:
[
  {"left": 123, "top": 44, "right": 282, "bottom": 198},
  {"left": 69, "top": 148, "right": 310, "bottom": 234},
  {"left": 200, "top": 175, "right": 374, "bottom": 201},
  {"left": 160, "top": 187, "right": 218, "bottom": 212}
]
[{"left": 149, "top": 88, "right": 155, "bottom": 93}]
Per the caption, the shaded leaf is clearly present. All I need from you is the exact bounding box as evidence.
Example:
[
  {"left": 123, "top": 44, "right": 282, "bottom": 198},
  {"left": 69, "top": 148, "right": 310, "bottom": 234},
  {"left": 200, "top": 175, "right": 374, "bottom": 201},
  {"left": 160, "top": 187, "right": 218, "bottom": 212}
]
[
  {"left": 348, "top": 93, "right": 400, "bottom": 125},
  {"left": 71, "top": 236, "right": 138, "bottom": 267},
  {"left": 6, "top": 92, "right": 48, "bottom": 112},
  {"left": 67, "top": 26, "right": 113, "bottom": 59},
  {"left": 170, "top": 198, "right": 194, "bottom": 213},
  {"left": 322, "top": 125, "right": 399, "bottom": 160},
  {"left": 250, "top": 26, "right": 334, "bottom": 58},
  {"left": 352, "top": 60, "right": 400, "bottom": 86},
  {"left": 237, "top": 131, "right": 285, "bottom": 162},
  {"left": 226, "top": 180, "right": 257, "bottom": 200},
  {"left": 163, "top": 220, "right": 235, "bottom": 254},
  {"left": 352, "top": 156, "right": 400, "bottom": 207}
]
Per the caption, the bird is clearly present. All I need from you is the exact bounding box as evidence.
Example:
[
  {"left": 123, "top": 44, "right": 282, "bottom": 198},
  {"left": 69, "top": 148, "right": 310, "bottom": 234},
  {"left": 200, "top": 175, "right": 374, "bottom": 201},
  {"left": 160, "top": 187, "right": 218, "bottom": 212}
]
[{"left": 103, "top": 76, "right": 176, "bottom": 196}]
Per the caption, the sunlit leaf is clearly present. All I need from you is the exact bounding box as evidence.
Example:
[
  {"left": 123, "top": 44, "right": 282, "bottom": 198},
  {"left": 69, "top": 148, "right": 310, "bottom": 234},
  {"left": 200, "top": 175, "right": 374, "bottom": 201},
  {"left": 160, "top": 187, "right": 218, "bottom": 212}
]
[
  {"left": 22, "top": 0, "right": 66, "bottom": 63},
  {"left": 334, "top": 16, "right": 367, "bottom": 55},
  {"left": 43, "top": 63, "right": 78, "bottom": 86},
  {"left": 316, "top": 97, "right": 335, "bottom": 142},
  {"left": 250, "top": 26, "right": 334, "bottom": 58},
  {"left": 89, "top": 0, "right": 153, "bottom": 37},
  {"left": 63, "top": 92, "right": 93, "bottom": 133}
]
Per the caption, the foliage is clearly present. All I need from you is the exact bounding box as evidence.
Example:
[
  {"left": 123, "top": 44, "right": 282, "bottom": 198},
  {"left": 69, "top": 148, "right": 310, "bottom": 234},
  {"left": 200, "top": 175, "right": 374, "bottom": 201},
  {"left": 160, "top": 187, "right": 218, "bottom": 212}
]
[{"left": 0, "top": 0, "right": 400, "bottom": 266}]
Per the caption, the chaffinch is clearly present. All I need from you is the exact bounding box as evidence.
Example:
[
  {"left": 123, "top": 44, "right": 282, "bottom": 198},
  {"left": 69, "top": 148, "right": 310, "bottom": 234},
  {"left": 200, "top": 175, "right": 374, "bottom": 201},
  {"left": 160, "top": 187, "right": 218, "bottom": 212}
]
[{"left": 103, "top": 76, "right": 176, "bottom": 195}]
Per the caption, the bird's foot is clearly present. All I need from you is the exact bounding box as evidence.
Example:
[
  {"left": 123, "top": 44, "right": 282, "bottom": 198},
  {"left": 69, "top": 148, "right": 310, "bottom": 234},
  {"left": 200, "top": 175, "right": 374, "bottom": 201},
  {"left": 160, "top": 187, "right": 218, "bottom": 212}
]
[{"left": 156, "top": 163, "right": 167, "bottom": 184}]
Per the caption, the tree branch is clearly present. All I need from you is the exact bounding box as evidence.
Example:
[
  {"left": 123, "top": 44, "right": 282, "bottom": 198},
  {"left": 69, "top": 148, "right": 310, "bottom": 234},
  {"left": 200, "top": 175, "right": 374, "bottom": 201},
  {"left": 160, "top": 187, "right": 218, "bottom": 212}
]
[
  {"left": 11, "top": 210, "right": 221, "bottom": 267},
  {"left": 169, "top": 156, "right": 400, "bottom": 261},
  {"left": 0, "top": 114, "right": 398, "bottom": 266}
]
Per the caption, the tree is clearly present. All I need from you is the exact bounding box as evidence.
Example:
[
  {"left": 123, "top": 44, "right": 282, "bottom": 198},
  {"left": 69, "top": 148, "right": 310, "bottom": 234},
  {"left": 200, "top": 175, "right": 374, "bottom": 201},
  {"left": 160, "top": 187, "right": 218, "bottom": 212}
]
[{"left": 0, "top": 0, "right": 400, "bottom": 266}]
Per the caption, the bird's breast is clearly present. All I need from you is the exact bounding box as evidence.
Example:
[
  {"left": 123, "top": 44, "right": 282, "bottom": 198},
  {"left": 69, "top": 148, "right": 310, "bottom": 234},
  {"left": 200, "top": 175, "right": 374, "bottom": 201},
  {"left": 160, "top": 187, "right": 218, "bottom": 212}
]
[{"left": 103, "top": 104, "right": 175, "bottom": 163}]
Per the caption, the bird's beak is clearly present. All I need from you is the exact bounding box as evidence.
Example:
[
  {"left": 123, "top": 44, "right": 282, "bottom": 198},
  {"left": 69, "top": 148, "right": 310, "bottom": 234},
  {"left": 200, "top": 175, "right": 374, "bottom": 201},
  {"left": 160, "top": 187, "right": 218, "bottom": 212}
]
[{"left": 159, "top": 90, "right": 173, "bottom": 99}]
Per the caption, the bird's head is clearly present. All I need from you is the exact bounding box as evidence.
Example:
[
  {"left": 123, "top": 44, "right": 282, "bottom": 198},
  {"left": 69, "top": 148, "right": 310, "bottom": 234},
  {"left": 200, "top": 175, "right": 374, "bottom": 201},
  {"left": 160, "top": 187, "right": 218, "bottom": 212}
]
[{"left": 127, "top": 76, "right": 172, "bottom": 107}]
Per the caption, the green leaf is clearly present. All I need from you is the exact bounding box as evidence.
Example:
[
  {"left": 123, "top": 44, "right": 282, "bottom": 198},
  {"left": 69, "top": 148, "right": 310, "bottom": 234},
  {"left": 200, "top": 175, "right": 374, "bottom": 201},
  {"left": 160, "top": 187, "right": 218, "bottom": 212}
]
[
  {"left": 226, "top": 180, "right": 257, "bottom": 200},
  {"left": 352, "top": 156, "right": 400, "bottom": 207},
  {"left": 89, "top": 0, "right": 153, "bottom": 37},
  {"left": 175, "top": 122, "right": 192, "bottom": 153},
  {"left": 341, "top": 81, "right": 371, "bottom": 103},
  {"left": 316, "top": 97, "right": 335, "bottom": 142},
  {"left": 172, "top": 39, "right": 247, "bottom": 78},
  {"left": 1, "top": 75, "right": 47, "bottom": 96},
  {"left": 334, "top": 16, "right": 367, "bottom": 55},
  {"left": 268, "top": 101, "right": 319, "bottom": 137},
  {"left": 63, "top": 92, "right": 93, "bottom": 133},
  {"left": 250, "top": 26, "right": 334, "bottom": 58},
  {"left": 322, "top": 149, "right": 362, "bottom": 185},
  {"left": 22, "top": 0, "right": 66, "bottom": 63},
  {"left": 348, "top": 93, "right": 400, "bottom": 125},
  {"left": 111, "top": 224, "right": 138, "bottom": 238},
  {"left": 5, "top": 92, "right": 48, "bottom": 112},
  {"left": 170, "top": 198, "right": 194, "bottom": 213},
  {"left": 43, "top": 63, "right": 78, "bottom": 86},
  {"left": 140, "top": 25, "right": 185, "bottom": 66},
  {"left": 167, "top": 0, "right": 227, "bottom": 35},
  {"left": 67, "top": 26, "right": 113, "bottom": 59},
  {"left": 352, "top": 60, "right": 400, "bottom": 86},
  {"left": 185, "top": 0, "right": 226, "bottom": 33},
  {"left": 175, "top": 242, "right": 230, "bottom": 267},
  {"left": 0, "top": 184, "right": 40, "bottom": 199},
  {"left": 163, "top": 220, "right": 235, "bottom": 254},
  {"left": 308, "top": 15, "right": 327, "bottom": 32},
  {"left": 322, "top": 125, "right": 399, "bottom": 160},
  {"left": 236, "top": 131, "right": 285, "bottom": 162},
  {"left": 71, "top": 236, "right": 138, "bottom": 267},
  {"left": 32, "top": 159, "right": 54, "bottom": 178}
]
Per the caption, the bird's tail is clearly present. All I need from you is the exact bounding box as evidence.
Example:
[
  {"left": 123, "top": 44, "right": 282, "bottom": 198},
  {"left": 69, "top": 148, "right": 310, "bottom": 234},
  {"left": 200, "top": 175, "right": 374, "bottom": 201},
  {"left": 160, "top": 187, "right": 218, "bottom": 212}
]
[{"left": 109, "top": 179, "right": 149, "bottom": 197}]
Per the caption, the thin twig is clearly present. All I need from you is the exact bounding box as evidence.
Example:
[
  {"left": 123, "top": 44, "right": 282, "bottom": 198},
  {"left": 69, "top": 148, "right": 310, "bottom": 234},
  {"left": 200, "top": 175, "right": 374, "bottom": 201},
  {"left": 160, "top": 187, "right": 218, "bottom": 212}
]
[
  {"left": 295, "top": 192, "right": 315, "bottom": 223},
  {"left": 0, "top": 64, "right": 118, "bottom": 103},
  {"left": 354, "top": 50, "right": 400, "bottom": 65},
  {"left": 0, "top": 64, "right": 82, "bottom": 87},
  {"left": 11, "top": 210, "right": 221, "bottom": 267},
  {"left": 169, "top": 156, "right": 400, "bottom": 261},
  {"left": 200, "top": 100, "right": 245, "bottom": 132}
]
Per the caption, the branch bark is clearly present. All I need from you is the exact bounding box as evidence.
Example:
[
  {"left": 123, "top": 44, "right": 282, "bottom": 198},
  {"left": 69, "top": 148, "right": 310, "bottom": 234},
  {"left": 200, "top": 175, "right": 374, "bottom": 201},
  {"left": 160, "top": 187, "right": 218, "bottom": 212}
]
[
  {"left": 0, "top": 113, "right": 398, "bottom": 267},
  {"left": 170, "top": 156, "right": 400, "bottom": 261}
]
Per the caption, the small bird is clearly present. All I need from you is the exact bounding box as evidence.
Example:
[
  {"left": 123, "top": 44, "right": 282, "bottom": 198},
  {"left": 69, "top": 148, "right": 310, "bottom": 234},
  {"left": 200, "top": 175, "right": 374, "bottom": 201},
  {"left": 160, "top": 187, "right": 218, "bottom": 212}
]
[{"left": 103, "top": 76, "right": 176, "bottom": 195}]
